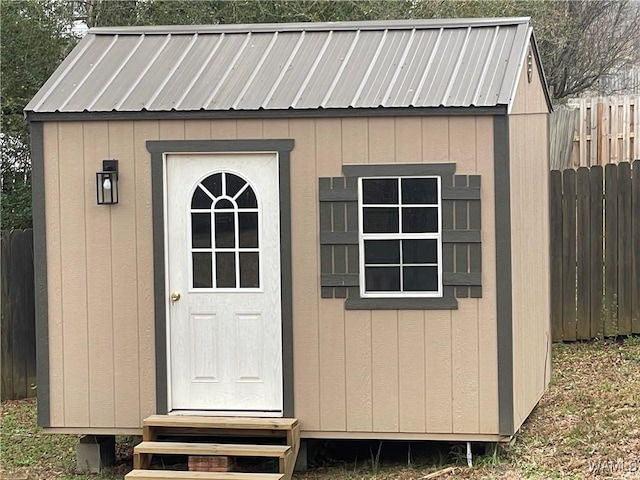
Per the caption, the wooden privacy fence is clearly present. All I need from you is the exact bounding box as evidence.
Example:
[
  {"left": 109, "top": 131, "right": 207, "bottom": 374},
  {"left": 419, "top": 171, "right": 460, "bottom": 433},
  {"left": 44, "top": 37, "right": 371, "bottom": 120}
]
[
  {"left": 566, "top": 95, "right": 640, "bottom": 168},
  {"left": 1, "top": 229, "right": 37, "bottom": 400},
  {"left": 550, "top": 161, "right": 640, "bottom": 342}
]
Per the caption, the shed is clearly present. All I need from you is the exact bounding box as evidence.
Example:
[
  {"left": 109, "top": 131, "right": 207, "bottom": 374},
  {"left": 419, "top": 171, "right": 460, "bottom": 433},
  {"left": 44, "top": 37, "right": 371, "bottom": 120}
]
[{"left": 26, "top": 16, "right": 552, "bottom": 452}]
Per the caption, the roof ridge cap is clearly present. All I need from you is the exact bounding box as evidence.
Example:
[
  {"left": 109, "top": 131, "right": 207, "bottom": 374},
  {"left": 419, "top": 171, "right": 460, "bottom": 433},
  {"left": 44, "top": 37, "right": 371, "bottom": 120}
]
[{"left": 89, "top": 17, "right": 532, "bottom": 35}]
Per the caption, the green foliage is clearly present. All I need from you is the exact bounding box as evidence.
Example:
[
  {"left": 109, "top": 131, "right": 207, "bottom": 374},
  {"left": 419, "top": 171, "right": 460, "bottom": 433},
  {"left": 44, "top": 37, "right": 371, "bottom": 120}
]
[
  {"left": 1, "top": 0, "right": 77, "bottom": 230},
  {"left": 1, "top": 0, "right": 638, "bottom": 229}
]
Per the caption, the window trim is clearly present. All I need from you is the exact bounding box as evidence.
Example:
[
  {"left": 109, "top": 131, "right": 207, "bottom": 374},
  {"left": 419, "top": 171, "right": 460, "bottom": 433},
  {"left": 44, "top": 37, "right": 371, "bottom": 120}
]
[{"left": 358, "top": 175, "right": 443, "bottom": 299}]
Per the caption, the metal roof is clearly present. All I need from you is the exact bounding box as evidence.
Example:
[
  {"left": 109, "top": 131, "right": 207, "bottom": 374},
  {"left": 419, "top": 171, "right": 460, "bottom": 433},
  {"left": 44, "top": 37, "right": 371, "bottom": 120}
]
[{"left": 26, "top": 18, "right": 550, "bottom": 114}]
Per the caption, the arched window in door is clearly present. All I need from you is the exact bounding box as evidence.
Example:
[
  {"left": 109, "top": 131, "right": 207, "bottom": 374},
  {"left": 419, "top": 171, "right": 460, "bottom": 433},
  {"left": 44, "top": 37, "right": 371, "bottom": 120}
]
[{"left": 190, "top": 172, "right": 260, "bottom": 289}]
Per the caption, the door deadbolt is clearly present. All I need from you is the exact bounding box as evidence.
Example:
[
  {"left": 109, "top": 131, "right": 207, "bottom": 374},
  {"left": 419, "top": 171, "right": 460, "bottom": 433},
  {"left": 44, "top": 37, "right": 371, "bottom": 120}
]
[{"left": 170, "top": 291, "right": 181, "bottom": 303}]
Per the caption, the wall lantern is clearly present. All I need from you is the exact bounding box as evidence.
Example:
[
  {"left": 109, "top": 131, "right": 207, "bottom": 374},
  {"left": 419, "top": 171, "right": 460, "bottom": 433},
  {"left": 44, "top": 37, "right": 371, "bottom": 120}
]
[{"left": 96, "top": 159, "right": 119, "bottom": 205}]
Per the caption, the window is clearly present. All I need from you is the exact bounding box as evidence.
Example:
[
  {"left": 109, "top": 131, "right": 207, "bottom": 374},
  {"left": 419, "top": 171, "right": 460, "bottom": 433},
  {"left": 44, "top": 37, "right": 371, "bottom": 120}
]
[
  {"left": 190, "top": 172, "right": 260, "bottom": 290},
  {"left": 359, "top": 177, "right": 442, "bottom": 297}
]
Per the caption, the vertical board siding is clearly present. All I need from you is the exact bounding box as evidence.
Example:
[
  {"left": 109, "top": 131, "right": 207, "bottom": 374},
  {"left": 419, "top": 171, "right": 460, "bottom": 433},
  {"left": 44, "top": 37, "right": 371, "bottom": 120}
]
[
  {"left": 58, "top": 121, "right": 90, "bottom": 427},
  {"left": 345, "top": 309, "right": 373, "bottom": 431},
  {"left": 44, "top": 122, "right": 64, "bottom": 426},
  {"left": 134, "top": 120, "right": 160, "bottom": 420},
  {"left": 288, "top": 119, "right": 321, "bottom": 430},
  {"left": 509, "top": 113, "right": 551, "bottom": 431},
  {"left": 398, "top": 311, "right": 426, "bottom": 432},
  {"left": 550, "top": 161, "right": 640, "bottom": 341},
  {"left": 451, "top": 301, "right": 479, "bottom": 433},
  {"left": 44, "top": 116, "right": 497, "bottom": 434},
  {"left": 475, "top": 117, "right": 499, "bottom": 434},
  {"left": 371, "top": 311, "right": 399, "bottom": 432},
  {"left": 109, "top": 121, "right": 141, "bottom": 427},
  {"left": 425, "top": 311, "right": 452, "bottom": 433},
  {"left": 83, "top": 121, "right": 115, "bottom": 427},
  {"left": 315, "top": 118, "right": 346, "bottom": 431}
]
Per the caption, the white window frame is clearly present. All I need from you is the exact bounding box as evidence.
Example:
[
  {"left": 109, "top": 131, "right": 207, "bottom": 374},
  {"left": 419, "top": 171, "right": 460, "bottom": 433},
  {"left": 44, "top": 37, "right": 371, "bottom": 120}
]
[{"left": 358, "top": 176, "right": 443, "bottom": 298}]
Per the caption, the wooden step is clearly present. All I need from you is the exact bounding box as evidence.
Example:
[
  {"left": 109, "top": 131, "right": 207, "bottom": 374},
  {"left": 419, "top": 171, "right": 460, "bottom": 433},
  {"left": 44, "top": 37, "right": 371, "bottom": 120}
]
[
  {"left": 125, "top": 471, "right": 284, "bottom": 480},
  {"left": 135, "top": 441, "right": 291, "bottom": 458},
  {"left": 143, "top": 415, "right": 298, "bottom": 431}
]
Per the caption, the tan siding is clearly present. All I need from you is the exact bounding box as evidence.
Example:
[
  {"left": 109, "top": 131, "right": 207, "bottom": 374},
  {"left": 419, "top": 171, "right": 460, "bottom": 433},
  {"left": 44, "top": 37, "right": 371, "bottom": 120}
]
[
  {"left": 475, "top": 117, "right": 499, "bottom": 434},
  {"left": 210, "top": 119, "right": 238, "bottom": 138},
  {"left": 425, "top": 311, "right": 452, "bottom": 433},
  {"left": 133, "top": 120, "right": 160, "bottom": 420},
  {"left": 84, "top": 121, "right": 115, "bottom": 427},
  {"left": 287, "top": 119, "right": 321, "bottom": 430},
  {"left": 371, "top": 311, "right": 399, "bottom": 432},
  {"left": 395, "top": 117, "right": 422, "bottom": 162},
  {"left": 341, "top": 118, "right": 368, "bottom": 165},
  {"left": 422, "top": 117, "right": 449, "bottom": 162},
  {"left": 108, "top": 121, "right": 141, "bottom": 427},
  {"left": 511, "top": 42, "right": 549, "bottom": 115},
  {"left": 58, "top": 122, "right": 90, "bottom": 427},
  {"left": 236, "top": 119, "right": 264, "bottom": 138},
  {"left": 184, "top": 119, "right": 211, "bottom": 139},
  {"left": 44, "top": 122, "right": 64, "bottom": 427},
  {"left": 345, "top": 310, "right": 373, "bottom": 431},
  {"left": 44, "top": 115, "right": 499, "bottom": 435},
  {"left": 452, "top": 300, "right": 480, "bottom": 433},
  {"left": 315, "top": 118, "right": 346, "bottom": 431},
  {"left": 368, "top": 117, "right": 395, "bottom": 163},
  {"left": 509, "top": 113, "right": 551, "bottom": 431},
  {"left": 262, "top": 119, "right": 290, "bottom": 139},
  {"left": 398, "top": 311, "right": 426, "bottom": 432},
  {"left": 448, "top": 117, "right": 477, "bottom": 171}
]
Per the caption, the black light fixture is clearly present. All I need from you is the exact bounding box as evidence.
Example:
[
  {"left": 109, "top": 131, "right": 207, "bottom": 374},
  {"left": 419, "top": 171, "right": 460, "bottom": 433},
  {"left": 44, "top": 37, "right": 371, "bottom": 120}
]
[{"left": 96, "top": 159, "right": 119, "bottom": 205}]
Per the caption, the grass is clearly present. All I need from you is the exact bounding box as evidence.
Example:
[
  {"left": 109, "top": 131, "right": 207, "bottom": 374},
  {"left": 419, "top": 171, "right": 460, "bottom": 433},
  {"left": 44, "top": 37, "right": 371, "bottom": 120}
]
[{"left": 1, "top": 339, "right": 639, "bottom": 479}]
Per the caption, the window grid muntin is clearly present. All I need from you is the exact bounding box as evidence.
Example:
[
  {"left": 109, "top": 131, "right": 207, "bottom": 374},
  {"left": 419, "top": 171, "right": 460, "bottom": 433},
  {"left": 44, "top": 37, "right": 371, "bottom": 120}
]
[
  {"left": 189, "top": 172, "right": 262, "bottom": 291},
  {"left": 358, "top": 176, "right": 442, "bottom": 298}
]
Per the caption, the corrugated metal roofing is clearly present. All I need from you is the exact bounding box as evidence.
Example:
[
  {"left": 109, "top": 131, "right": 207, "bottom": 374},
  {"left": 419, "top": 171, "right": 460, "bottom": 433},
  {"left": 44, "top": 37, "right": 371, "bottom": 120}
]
[{"left": 26, "top": 17, "right": 548, "bottom": 114}]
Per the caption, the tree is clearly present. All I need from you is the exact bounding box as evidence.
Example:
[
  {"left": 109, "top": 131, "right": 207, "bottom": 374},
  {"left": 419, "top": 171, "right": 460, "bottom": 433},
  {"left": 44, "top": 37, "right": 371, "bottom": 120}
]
[
  {"left": 1, "top": 1, "right": 78, "bottom": 230},
  {"left": 2, "top": 0, "right": 639, "bottom": 229}
]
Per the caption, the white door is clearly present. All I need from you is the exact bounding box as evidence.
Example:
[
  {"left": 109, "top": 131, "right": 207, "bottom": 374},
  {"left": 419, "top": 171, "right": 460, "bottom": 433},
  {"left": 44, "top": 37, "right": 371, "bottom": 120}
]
[{"left": 166, "top": 153, "right": 282, "bottom": 413}]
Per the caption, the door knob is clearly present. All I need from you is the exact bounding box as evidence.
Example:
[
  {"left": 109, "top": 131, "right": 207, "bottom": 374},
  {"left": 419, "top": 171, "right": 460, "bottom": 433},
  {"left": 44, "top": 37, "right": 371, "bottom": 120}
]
[{"left": 170, "top": 291, "right": 181, "bottom": 303}]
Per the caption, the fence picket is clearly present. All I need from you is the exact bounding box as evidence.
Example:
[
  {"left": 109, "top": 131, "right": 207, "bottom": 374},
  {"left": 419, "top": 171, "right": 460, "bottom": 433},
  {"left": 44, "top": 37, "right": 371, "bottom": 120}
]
[
  {"left": 1, "top": 230, "right": 37, "bottom": 401},
  {"left": 550, "top": 170, "right": 564, "bottom": 342},
  {"left": 563, "top": 95, "right": 640, "bottom": 168},
  {"left": 617, "top": 162, "right": 633, "bottom": 334},
  {"left": 576, "top": 168, "right": 591, "bottom": 339},
  {"left": 604, "top": 164, "right": 619, "bottom": 336},
  {"left": 589, "top": 166, "right": 604, "bottom": 338},
  {"left": 550, "top": 161, "right": 638, "bottom": 341},
  {"left": 632, "top": 160, "right": 640, "bottom": 334},
  {"left": 562, "top": 169, "right": 577, "bottom": 341}
]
